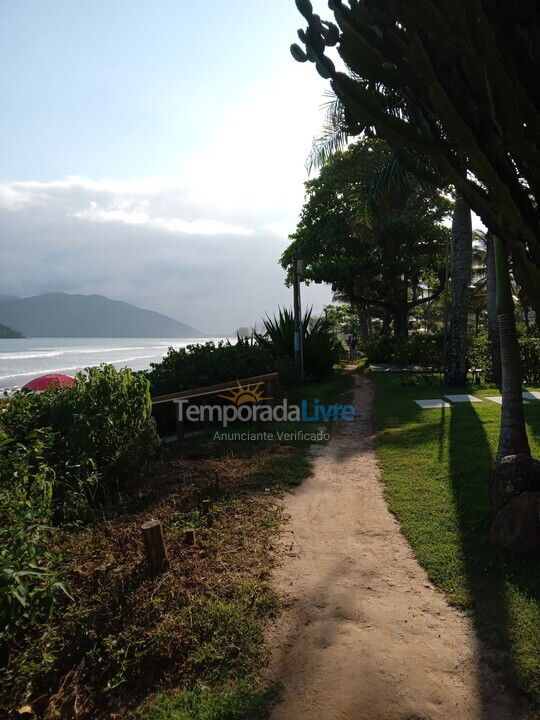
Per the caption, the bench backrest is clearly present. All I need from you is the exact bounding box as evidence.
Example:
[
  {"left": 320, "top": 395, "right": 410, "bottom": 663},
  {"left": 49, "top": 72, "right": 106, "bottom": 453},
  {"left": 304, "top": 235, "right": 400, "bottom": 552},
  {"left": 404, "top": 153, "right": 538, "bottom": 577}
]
[{"left": 151, "top": 372, "right": 279, "bottom": 406}]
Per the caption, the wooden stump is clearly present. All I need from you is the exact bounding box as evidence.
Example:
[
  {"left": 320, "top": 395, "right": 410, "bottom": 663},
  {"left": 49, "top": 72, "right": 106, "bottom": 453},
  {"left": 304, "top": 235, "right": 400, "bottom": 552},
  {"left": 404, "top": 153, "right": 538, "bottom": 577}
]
[
  {"left": 202, "top": 499, "right": 213, "bottom": 527},
  {"left": 141, "top": 519, "right": 169, "bottom": 572},
  {"left": 184, "top": 528, "right": 196, "bottom": 545}
]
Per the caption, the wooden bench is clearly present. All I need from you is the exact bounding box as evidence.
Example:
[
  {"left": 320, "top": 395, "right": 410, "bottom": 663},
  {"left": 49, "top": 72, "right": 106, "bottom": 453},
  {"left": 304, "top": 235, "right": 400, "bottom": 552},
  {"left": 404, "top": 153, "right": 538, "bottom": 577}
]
[{"left": 151, "top": 372, "right": 279, "bottom": 440}]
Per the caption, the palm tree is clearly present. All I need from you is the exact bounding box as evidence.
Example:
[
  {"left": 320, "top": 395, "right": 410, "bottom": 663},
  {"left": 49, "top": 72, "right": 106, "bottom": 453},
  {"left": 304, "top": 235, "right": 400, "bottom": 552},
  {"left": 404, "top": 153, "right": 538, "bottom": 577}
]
[
  {"left": 310, "top": 93, "right": 472, "bottom": 381},
  {"left": 444, "top": 193, "right": 473, "bottom": 386},
  {"left": 494, "top": 236, "right": 531, "bottom": 459}
]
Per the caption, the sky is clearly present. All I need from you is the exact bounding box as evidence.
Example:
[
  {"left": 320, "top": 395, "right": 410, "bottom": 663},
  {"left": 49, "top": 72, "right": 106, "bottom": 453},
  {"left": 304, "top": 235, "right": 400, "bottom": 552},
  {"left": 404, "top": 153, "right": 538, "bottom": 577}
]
[{"left": 0, "top": 0, "right": 334, "bottom": 335}]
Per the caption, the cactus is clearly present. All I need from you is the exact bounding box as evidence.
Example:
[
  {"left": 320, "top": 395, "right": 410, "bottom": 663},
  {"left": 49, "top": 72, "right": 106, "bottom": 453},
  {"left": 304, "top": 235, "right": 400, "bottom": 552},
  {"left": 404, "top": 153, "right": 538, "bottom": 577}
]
[
  {"left": 290, "top": 43, "right": 308, "bottom": 63},
  {"left": 290, "top": 0, "right": 540, "bottom": 316},
  {"left": 321, "top": 21, "right": 339, "bottom": 47},
  {"left": 295, "top": 0, "right": 313, "bottom": 20}
]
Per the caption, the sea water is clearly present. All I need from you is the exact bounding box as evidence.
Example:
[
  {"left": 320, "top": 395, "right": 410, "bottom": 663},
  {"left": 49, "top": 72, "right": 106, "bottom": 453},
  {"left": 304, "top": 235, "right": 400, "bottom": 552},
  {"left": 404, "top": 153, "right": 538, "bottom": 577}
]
[{"left": 0, "top": 337, "right": 229, "bottom": 390}]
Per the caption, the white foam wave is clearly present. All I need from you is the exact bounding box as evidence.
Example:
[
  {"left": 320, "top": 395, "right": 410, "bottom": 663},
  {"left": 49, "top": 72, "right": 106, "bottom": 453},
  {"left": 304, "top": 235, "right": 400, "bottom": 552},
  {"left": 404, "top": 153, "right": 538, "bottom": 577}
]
[
  {"left": 0, "top": 351, "right": 64, "bottom": 360},
  {"left": 0, "top": 354, "right": 159, "bottom": 381}
]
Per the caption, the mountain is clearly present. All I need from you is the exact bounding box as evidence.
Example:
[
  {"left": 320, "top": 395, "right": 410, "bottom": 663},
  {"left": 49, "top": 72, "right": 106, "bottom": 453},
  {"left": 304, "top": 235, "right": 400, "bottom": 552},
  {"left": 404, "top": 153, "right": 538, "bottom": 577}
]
[
  {"left": 0, "top": 323, "right": 24, "bottom": 338},
  {"left": 0, "top": 293, "right": 204, "bottom": 338}
]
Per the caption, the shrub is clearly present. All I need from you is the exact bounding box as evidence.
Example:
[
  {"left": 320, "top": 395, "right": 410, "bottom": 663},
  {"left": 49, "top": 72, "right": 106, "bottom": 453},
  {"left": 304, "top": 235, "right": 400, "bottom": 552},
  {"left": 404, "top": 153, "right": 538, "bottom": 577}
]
[
  {"left": 360, "top": 335, "right": 397, "bottom": 364},
  {"left": 0, "top": 428, "right": 70, "bottom": 634},
  {"left": 361, "top": 333, "right": 445, "bottom": 369},
  {"left": 469, "top": 334, "right": 493, "bottom": 379},
  {"left": 147, "top": 339, "right": 275, "bottom": 396},
  {"left": 520, "top": 337, "right": 540, "bottom": 385},
  {"left": 470, "top": 334, "right": 540, "bottom": 385},
  {"left": 254, "top": 308, "right": 342, "bottom": 382},
  {"left": 1, "top": 365, "right": 160, "bottom": 521}
]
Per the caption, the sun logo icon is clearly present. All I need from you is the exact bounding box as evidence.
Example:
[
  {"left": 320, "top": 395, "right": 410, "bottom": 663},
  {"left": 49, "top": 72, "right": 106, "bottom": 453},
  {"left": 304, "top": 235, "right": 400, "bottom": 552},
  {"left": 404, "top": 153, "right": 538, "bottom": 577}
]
[{"left": 219, "top": 381, "right": 270, "bottom": 406}]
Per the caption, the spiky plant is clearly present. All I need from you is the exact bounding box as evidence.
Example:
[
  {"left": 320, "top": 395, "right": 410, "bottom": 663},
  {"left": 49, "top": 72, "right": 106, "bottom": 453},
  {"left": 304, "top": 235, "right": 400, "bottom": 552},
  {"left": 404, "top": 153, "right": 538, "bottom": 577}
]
[{"left": 255, "top": 308, "right": 342, "bottom": 382}]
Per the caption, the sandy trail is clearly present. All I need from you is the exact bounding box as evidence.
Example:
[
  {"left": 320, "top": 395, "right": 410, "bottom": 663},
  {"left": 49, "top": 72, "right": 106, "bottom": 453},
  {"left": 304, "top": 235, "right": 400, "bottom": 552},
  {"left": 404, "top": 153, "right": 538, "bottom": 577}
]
[{"left": 267, "top": 375, "right": 525, "bottom": 720}]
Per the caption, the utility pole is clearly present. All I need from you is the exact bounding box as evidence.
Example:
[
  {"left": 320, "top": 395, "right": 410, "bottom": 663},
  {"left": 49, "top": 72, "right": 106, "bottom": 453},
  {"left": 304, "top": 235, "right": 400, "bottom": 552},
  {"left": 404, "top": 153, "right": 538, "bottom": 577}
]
[{"left": 293, "top": 257, "right": 304, "bottom": 383}]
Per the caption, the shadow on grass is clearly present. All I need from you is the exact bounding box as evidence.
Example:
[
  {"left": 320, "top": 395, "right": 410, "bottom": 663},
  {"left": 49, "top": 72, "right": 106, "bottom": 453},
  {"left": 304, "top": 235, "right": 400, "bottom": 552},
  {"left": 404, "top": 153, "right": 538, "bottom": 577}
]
[
  {"left": 448, "top": 402, "right": 540, "bottom": 707},
  {"left": 372, "top": 374, "right": 540, "bottom": 707}
]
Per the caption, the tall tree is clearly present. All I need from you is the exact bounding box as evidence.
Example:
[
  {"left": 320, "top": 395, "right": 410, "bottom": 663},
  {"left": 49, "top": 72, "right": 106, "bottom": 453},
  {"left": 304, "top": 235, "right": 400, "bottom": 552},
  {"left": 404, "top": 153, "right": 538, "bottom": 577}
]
[
  {"left": 309, "top": 92, "right": 472, "bottom": 381},
  {"left": 494, "top": 236, "right": 530, "bottom": 459},
  {"left": 282, "top": 139, "right": 450, "bottom": 340},
  {"left": 485, "top": 232, "right": 502, "bottom": 383},
  {"left": 444, "top": 194, "right": 472, "bottom": 385}
]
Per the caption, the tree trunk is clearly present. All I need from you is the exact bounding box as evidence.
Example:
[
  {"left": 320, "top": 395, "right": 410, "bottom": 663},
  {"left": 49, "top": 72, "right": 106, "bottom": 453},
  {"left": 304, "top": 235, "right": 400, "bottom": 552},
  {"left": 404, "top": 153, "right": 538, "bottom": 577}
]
[
  {"left": 393, "top": 308, "right": 409, "bottom": 342},
  {"left": 356, "top": 304, "right": 370, "bottom": 342},
  {"left": 444, "top": 194, "right": 473, "bottom": 386},
  {"left": 486, "top": 231, "right": 501, "bottom": 383},
  {"left": 382, "top": 311, "right": 392, "bottom": 337},
  {"left": 494, "top": 236, "right": 530, "bottom": 459}
]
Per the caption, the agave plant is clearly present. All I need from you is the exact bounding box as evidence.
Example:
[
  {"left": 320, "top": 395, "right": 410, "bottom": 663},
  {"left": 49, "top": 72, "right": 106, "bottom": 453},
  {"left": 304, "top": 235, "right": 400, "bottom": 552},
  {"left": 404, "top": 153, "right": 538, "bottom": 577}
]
[{"left": 255, "top": 307, "right": 342, "bottom": 382}]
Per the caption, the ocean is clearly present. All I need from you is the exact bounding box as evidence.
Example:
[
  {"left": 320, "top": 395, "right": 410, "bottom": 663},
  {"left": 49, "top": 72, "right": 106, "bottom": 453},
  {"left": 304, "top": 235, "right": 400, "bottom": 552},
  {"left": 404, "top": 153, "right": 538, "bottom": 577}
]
[{"left": 0, "top": 337, "right": 229, "bottom": 390}]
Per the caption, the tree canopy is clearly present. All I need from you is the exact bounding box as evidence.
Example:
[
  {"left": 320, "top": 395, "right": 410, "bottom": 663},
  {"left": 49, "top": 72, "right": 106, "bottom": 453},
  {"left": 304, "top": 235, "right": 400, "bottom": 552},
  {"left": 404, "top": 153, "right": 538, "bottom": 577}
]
[{"left": 281, "top": 138, "right": 451, "bottom": 339}]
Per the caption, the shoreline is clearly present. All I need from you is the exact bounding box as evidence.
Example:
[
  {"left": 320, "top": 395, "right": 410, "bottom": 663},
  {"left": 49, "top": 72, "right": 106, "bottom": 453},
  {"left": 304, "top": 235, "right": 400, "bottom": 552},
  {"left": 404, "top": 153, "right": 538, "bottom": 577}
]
[{"left": 0, "top": 336, "right": 232, "bottom": 390}]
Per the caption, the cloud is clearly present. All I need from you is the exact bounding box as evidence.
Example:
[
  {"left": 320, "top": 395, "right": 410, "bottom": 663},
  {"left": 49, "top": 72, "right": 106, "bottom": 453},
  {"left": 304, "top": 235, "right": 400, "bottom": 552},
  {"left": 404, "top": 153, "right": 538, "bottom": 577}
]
[
  {"left": 0, "top": 70, "right": 333, "bottom": 333},
  {"left": 73, "top": 202, "right": 252, "bottom": 236}
]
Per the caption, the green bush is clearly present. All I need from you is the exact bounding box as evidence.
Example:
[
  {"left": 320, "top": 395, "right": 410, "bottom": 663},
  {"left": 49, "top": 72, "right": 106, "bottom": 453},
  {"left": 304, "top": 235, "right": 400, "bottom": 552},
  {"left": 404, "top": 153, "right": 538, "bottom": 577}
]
[
  {"left": 254, "top": 308, "right": 342, "bottom": 382},
  {"left": 0, "top": 428, "right": 70, "bottom": 634},
  {"left": 470, "top": 334, "right": 540, "bottom": 385},
  {"left": 360, "top": 335, "right": 397, "bottom": 364},
  {"left": 361, "top": 333, "right": 444, "bottom": 369},
  {"left": 0, "top": 366, "right": 159, "bottom": 634},
  {"left": 520, "top": 337, "right": 540, "bottom": 384},
  {"left": 469, "top": 334, "right": 493, "bottom": 379},
  {"left": 1, "top": 365, "right": 160, "bottom": 521},
  {"left": 147, "top": 339, "right": 275, "bottom": 396}
]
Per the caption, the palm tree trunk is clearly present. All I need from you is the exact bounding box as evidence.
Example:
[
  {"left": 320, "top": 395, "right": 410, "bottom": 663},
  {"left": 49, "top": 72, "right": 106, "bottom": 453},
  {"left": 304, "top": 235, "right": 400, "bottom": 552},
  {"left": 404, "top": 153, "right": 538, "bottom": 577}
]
[
  {"left": 486, "top": 231, "right": 501, "bottom": 383},
  {"left": 444, "top": 194, "right": 473, "bottom": 386},
  {"left": 494, "top": 235, "right": 530, "bottom": 459}
]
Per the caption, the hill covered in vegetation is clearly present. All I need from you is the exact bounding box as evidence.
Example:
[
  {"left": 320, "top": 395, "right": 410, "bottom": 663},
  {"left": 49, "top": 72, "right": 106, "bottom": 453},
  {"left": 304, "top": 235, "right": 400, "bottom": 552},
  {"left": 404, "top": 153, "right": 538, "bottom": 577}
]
[{"left": 0, "top": 323, "right": 24, "bottom": 338}]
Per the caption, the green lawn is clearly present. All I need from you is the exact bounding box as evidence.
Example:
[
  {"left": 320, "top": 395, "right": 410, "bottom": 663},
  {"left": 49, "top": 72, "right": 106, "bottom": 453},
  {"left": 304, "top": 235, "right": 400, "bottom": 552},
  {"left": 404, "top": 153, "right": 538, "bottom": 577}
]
[{"left": 373, "top": 374, "right": 540, "bottom": 698}]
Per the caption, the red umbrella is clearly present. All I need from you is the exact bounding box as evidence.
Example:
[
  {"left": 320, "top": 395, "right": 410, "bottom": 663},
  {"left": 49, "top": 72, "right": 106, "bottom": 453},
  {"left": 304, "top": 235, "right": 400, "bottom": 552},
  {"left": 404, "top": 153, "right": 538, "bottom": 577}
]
[{"left": 23, "top": 373, "right": 76, "bottom": 391}]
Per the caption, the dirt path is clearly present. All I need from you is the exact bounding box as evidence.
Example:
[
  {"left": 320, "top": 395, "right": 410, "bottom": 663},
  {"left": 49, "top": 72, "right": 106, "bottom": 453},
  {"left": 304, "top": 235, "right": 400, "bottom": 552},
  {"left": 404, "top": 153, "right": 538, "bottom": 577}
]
[{"left": 266, "top": 375, "right": 525, "bottom": 720}]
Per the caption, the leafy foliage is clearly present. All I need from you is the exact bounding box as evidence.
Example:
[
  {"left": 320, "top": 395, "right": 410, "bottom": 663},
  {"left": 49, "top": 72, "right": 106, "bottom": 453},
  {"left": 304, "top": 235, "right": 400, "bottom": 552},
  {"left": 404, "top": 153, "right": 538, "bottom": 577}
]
[
  {"left": 254, "top": 308, "right": 342, "bottom": 382},
  {"left": 0, "top": 366, "right": 160, "bottom": 639},
  {"left": 1, "top": 365, "right": 160, "bottom": 521},
  {"left": 322, "top": 303, "right": 360, "bottom": 336},
  {"left": 147, "top": 339, "right": 274, "bottom": 396},
  {"left": 0, "top": 428, "right": 70, "bottom": 635},
  {"left": 282, "top": 138, "right": 451, "bottom": 340},
  {"left": 361, "top": 333, "right": 445, "bottom": 369},
  {"left": 471, "top": 334, "right": 540, "bottom": 385}
]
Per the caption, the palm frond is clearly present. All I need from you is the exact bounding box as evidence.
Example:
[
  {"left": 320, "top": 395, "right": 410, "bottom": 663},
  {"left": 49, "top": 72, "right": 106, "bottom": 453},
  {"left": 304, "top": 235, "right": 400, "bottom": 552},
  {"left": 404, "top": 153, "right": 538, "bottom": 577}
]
[{"left": 306, "top": 92, "right": 349, "bottom": 174}]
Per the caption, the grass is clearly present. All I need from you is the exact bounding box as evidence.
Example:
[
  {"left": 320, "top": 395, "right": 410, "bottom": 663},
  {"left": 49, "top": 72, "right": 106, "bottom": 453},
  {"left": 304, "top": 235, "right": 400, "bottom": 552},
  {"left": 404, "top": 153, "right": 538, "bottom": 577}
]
[
  {"left": 373, "top": 372, "right": 540, "bottom": 699},
  {"left": 139, "top": 682, "right": 280, "bottom": 720},
  {"left": 0, "top": 369, "right": 354, "bottom": 719}
]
